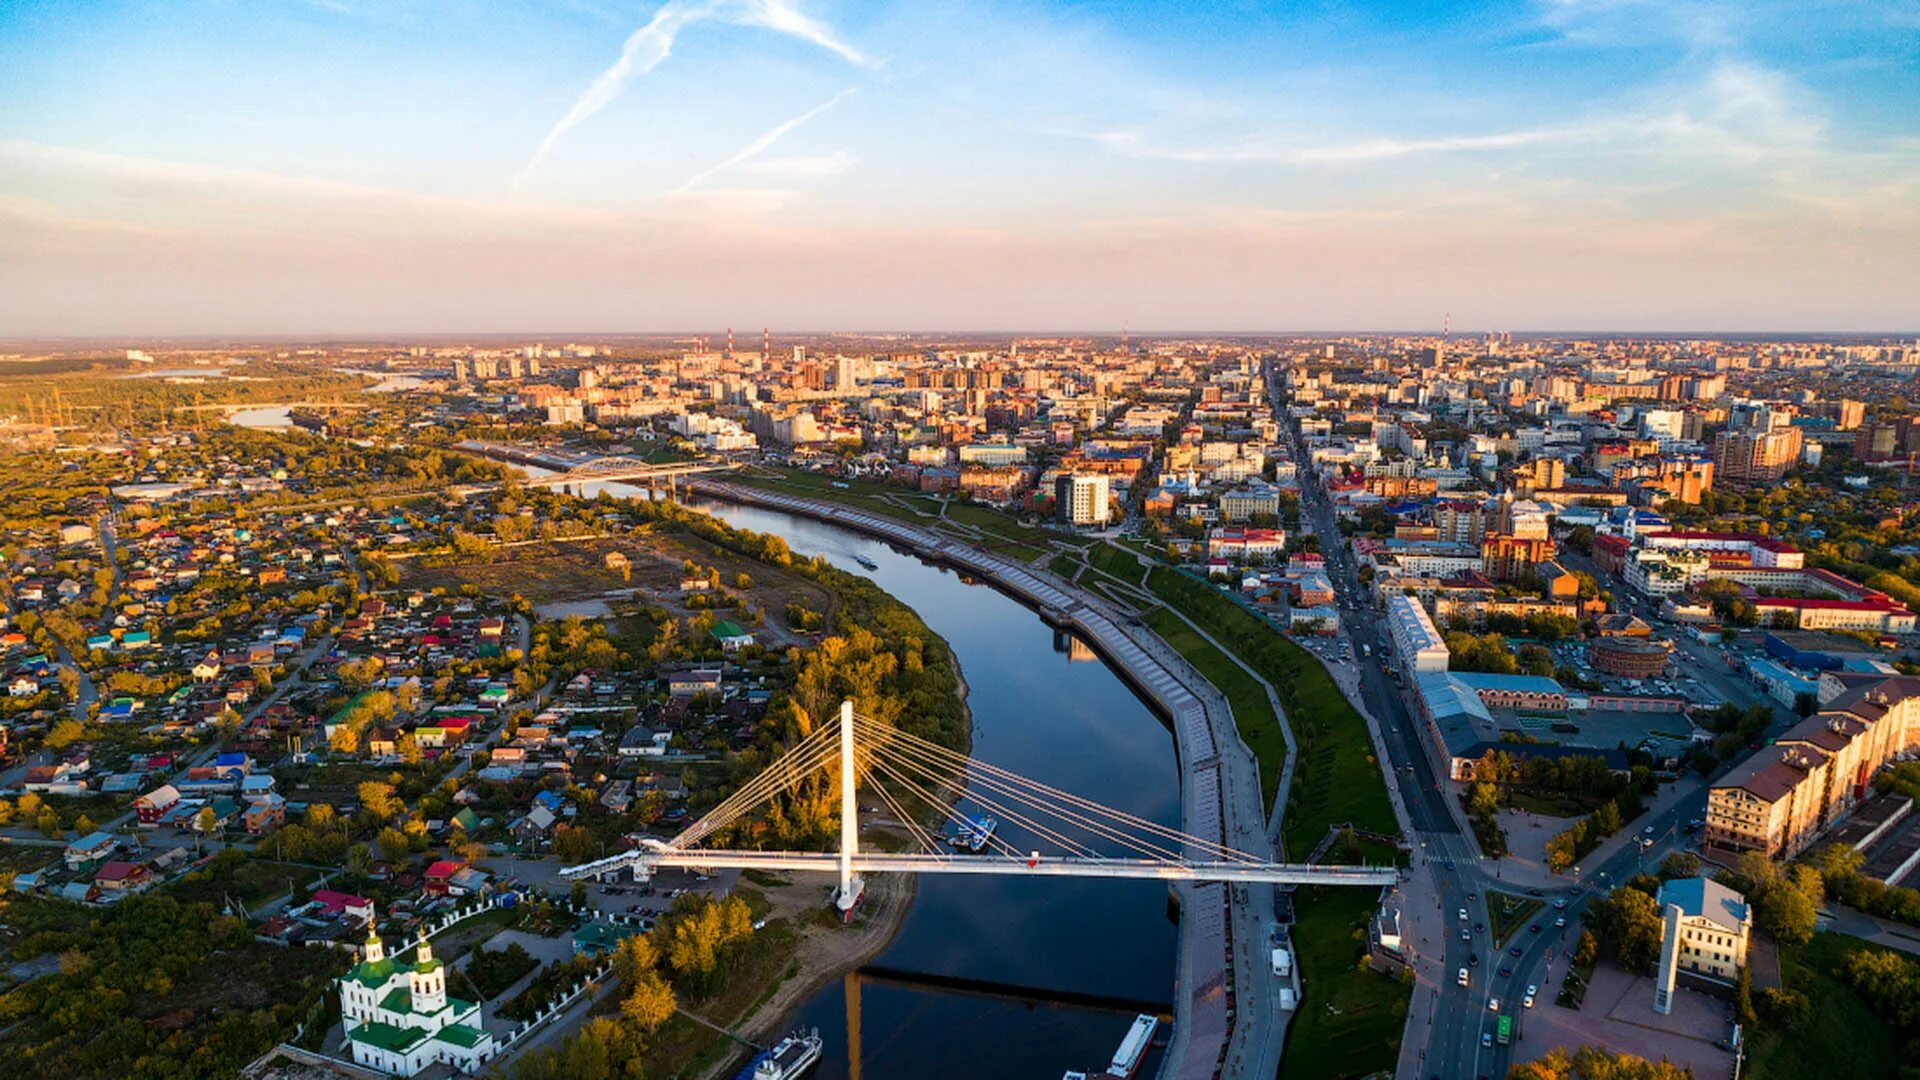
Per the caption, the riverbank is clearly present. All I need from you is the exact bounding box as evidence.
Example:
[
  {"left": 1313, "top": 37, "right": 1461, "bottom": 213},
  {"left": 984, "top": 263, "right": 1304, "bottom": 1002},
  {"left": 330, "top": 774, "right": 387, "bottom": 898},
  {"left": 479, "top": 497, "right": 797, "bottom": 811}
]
[
  {"left": 695, "top": 870, "right": 919, "bottom": 1080},
  {"left": 687, "top": 479, "right": 1293, "bottom": 1080},
  {"left": 675, "top": 503, "right": 976, "bottom": 1077}
]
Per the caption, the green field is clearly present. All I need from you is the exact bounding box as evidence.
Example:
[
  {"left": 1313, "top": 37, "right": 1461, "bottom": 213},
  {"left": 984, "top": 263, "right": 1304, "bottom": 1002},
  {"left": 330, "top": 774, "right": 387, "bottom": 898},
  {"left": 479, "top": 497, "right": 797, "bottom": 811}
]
[
  {"left": 1744, "top": 933, "right": 1901, "bottom": 1079},
  {"left": 1143, "top": 608, "right": 1286, "bottom": 812},
  {"left": 1282, "top": 883, "right": 1410, "bottom": 1078},
  {"left": 1086, "top": 542, "right": 1151, "bottom": 586},
  {"left": 1144, "top": 567, "right": 1396, "bottom": 856}
]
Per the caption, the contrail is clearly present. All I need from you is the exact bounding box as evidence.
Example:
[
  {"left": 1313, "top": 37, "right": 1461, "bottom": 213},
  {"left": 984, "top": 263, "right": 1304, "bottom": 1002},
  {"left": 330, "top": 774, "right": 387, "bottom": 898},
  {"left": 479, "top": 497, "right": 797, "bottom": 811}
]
[
  {"left": 515, "top": 0, "right": 871, "bottom": 192},
  {"left": 674, "top": 87, "right": 856, "bottom": 194},
  {"left": 514, "top": 0, "right": 715, "bottom": 192}
]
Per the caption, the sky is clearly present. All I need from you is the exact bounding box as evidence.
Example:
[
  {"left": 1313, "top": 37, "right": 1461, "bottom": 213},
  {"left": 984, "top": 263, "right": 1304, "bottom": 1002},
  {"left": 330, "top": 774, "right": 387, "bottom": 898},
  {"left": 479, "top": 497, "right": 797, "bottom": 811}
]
[{"left": 1, "top": 0, "right": 1917, "bottom": 336}]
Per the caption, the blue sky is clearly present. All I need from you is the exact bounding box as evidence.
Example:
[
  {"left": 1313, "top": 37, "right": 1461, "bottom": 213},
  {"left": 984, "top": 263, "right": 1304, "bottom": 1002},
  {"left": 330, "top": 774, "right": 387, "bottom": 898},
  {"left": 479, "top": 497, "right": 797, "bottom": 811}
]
[{"left": 1, "top": 0, "right": 1916, "bottom": 335}]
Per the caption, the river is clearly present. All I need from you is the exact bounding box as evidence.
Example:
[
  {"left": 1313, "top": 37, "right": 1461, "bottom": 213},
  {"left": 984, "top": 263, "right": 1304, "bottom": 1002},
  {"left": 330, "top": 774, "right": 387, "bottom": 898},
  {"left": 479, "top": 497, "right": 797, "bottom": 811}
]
[
  {"left": 694, "top": 501, "right": 1180, "bottom": 1080},
  {"left": 486, "top": 466, "right": 1185, "bottom": 1075}
]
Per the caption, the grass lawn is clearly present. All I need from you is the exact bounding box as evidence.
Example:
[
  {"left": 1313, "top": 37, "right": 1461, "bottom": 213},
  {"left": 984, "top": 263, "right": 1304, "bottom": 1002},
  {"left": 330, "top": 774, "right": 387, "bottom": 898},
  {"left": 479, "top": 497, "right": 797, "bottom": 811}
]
[
  {"left": 1744, "top": 933, "right": 1901, "bottom": 1079},
  {"left": 1143, "top": 567, "right": 1396, "bottom": 857},
  {"left": 1086, "top": 542, "right": 1151, "bottom": 586},
  {"left": 1486, "top": 893, "right": 1545, "bottom": 947},
  {"left": 1284, "top": 884, "right": 1410, "bottom": 1079},
  {"left": 1143, "top": 608, "right": 1285, "bottom": 814}
]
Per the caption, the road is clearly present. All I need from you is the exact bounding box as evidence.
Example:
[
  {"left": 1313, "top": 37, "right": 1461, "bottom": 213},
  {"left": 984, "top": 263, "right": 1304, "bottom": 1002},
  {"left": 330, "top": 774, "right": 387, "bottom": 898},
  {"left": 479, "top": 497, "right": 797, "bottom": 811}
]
[{"left": 1264, "top": 359, "right": 1749, "bottom": 1078}]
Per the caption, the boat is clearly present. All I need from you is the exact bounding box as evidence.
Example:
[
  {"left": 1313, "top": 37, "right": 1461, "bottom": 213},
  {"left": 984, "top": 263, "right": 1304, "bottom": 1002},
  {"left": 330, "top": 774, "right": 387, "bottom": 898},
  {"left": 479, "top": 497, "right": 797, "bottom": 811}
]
[
  {"left": 1108, "top": 1014, "right": 1157, "bottom": 1079},
  {"left": 853, "top": 554, "right": 878, "bottom": 571},
  {"left": 746, "top": 1029, "right": 823, "bottom": 1080},
  {"left": 946, "top": 814, "right": 998, "bottom": 852}
]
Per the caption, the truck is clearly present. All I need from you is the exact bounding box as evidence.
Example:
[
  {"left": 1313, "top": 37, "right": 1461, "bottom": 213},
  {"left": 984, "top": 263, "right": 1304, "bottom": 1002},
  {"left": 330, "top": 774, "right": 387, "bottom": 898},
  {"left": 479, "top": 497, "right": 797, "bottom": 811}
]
[
  {"left": 1361, "top": 643, "right": 1371, "bottom": 658},
  {"left": 1271, "top": 947, "right": 1292, "bottom": 977},
  {"left": 1496, "top": 1015, "right": 1512, "bottom": 1046}
]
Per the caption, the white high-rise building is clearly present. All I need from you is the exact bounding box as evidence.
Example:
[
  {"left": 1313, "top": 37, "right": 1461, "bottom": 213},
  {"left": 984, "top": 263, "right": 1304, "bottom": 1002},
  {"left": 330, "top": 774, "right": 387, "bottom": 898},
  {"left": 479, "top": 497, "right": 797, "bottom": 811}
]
[{"left": 1055, "top": 473, "right": 1111, "bottom": 526}]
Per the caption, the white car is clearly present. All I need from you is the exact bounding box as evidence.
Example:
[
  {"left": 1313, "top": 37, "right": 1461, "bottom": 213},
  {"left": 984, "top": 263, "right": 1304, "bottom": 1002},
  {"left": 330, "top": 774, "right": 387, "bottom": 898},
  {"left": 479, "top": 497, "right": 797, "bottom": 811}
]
[
  {"left": 1524, "top": 993, "right": 1536, "bottom": 1009},
  {"left": 1458, "top": 907, "right": 1469, "bottom": 922},
  {"left": 1488, "top": 997, "right": 1501, "bottom": 1013},
  {"left": 1555, "top": 916, "right": 1566, "bottom": 928}
]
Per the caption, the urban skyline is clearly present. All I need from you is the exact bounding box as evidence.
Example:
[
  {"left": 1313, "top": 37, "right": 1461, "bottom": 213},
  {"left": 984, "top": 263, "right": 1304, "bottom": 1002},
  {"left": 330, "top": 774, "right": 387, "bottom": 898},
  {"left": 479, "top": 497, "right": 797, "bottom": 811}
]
[{"left": 3, "top": 0, "right": 1918, "bottom": 335}]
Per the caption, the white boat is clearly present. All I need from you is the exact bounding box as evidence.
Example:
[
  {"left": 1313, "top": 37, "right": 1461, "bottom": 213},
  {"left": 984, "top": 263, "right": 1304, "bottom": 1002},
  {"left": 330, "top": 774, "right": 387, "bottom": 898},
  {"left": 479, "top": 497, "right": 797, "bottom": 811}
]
[
  {"left": 1108, "top": 1014, "right": 1157, "bottom": 1079},
  {"left": 752, "top": 1030, "right": 823, "bottom": 1080}
]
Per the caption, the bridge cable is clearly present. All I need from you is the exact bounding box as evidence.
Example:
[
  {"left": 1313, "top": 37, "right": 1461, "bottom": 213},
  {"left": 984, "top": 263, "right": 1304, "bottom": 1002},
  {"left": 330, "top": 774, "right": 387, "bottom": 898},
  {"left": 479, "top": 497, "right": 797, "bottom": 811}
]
[
  {"left": 854, "top": 716, "right": 1214, "bottom": 864},
  {"left": 671, "top": 723, "right": 841, "bottom": 849},
  {"left": 853, "top": 713, "right": 1262, "bottom": 863},
  {"left": 862, "top": 736, "right": 1119, "bottom": 861},
  {"left": 855, "top": 760, "right": 945, "bottom": 858},
  {"left": 671, "top": 736, "right": 838, "bottom": 850}
]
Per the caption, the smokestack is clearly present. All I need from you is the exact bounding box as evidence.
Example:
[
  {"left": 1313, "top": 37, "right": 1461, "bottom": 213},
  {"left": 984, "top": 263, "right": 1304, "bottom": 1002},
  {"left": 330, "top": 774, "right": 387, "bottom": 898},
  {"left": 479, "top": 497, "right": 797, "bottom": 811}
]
[
  {"left": 763, "top": 327, "right": 770, "bottom": 359},
  {"left": 726, "top": 327, "right": 734, "bottom": 356}
]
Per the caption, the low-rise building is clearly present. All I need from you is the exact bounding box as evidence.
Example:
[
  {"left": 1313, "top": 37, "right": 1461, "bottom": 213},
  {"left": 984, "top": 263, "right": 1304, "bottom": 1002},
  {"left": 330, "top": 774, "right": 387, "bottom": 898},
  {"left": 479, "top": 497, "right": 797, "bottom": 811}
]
[{"left": 1655, "top": 876, "right": 1751, "bottom": 1014}]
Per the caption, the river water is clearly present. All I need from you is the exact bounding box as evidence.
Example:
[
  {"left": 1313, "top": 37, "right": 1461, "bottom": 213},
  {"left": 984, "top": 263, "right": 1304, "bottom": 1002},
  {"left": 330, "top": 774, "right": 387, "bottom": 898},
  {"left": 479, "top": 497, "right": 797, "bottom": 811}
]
[
  {"left": 694, "top": 502, "right": 1180, "bottom": 1080},
  {"left": 470, "top": 466, "right": 1184, "bottom": 1075}
]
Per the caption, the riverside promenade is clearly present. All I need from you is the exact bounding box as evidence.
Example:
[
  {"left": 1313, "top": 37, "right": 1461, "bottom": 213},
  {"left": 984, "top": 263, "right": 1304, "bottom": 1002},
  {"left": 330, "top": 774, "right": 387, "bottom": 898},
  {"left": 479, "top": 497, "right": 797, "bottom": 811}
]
[{"left": 688, "top": 480, "right": 1286, "bottom": 1080}]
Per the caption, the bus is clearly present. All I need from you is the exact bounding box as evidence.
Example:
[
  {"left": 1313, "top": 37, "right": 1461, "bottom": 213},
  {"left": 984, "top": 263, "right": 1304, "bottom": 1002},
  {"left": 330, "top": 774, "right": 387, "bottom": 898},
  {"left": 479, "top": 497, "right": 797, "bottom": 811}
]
[{"left": 1496, "top": 1015, "right": 1512, "bottom": 1046}]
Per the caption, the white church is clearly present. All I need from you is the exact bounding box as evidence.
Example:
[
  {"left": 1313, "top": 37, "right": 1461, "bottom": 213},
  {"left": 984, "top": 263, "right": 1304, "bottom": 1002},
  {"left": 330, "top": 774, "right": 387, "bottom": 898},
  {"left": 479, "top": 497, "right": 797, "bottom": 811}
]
[{"left": 337, "top": 921, "right": 497, "bottom": 1075}]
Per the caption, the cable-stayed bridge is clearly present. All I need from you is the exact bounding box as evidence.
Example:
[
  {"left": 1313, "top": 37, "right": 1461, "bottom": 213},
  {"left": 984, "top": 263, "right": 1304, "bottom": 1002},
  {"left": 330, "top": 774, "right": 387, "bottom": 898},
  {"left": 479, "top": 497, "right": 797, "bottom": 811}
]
[{"left": 561, "top": 702, "right": 1396, "bottom": 908}]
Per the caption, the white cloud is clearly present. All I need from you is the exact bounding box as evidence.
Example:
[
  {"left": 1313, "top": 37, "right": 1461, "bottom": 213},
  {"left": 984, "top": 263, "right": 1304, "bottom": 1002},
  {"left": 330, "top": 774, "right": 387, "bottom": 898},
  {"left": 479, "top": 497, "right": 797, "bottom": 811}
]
[{"left": 516, "top": 0, "right": 871, "bottom": 190}]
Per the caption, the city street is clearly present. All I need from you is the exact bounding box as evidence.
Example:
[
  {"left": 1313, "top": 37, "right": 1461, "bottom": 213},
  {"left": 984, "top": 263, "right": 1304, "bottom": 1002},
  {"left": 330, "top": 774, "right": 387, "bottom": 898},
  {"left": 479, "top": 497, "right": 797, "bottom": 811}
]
[{"left": 1266, "top": 364, "right": 1715, "bottom": 1079}]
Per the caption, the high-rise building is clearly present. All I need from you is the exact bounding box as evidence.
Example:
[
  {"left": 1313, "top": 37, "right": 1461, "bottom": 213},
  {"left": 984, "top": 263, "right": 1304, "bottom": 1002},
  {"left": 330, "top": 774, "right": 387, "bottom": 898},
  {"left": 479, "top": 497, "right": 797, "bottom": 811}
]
[
  {"left": 835, "top": 355, "right": 858, "bottom": 392},
  {"left": 1712, "top": 427, "right": 1802, "bottom": 483},
  {"left": 1054, "top": 473, "right": 1111, "bottom": 526}
]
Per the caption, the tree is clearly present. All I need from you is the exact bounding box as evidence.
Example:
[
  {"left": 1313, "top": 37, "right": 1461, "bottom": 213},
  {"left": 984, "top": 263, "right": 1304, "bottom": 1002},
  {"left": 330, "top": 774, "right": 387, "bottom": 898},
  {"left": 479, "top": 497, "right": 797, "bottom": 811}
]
[
  {"left": 345, "top": 842, "right": 373, "bottom": 876},
  {"left": 397, "top": 732, "right": 423, "bottom": 766},
  {"left": 621, "top": 972, "right": 677, "bottom": 1033},
  {"left": 45, "top": 718, "right": 85, "bottom": 750},
  {"left": 376, "top": 827, "right": 411, "bottom": 864},
  {"left": 195, "top": 805, "right": 218, "bottom": 833},
  {"left": 358, "top": 780, "right": 400, "bottom": 821},
  {"left": 610, "top": 934, "right": 659, "bottom": 987},
  {"left": 1590, "top": 886, "right": 1664, "bottom": 975},
  {"left": 1658, "top": 852, "right": 1700, "bottom": 880},
  {"left": 73, "top": 813, "right": 95, "bottom": 836},
  {"left": 552, "top": 824, "right": 598, "bottom": 865},
  {"left": 1755, "top": 877, "right": 1818, "bottom": 946},
  {"left": 306, "top": 802, "right": 337, "bottom": 830},
  {"left": 1756, "top": 986, "right": 1809, "bottom": 1030},
  {"left": 330, "top": 725, "right": 360, "bottom": 754},
  {"left": 1508, "top": 1045, "right": 1693, "bottom": 1080}
]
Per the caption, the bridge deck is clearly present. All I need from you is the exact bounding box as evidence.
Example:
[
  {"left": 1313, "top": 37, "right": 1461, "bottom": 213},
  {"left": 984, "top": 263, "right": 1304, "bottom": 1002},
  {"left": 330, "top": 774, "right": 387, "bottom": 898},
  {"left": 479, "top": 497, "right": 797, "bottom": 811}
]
[{"left": 561, "top": 848, "right": 1398, "bottom": 887}]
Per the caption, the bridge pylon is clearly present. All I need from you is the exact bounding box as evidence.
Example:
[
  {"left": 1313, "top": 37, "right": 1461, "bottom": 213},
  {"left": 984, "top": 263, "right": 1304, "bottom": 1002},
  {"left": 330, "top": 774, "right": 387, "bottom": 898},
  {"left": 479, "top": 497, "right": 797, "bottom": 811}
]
[{"left": 834, "top": 700, "right": 864, "bottom": 917}]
